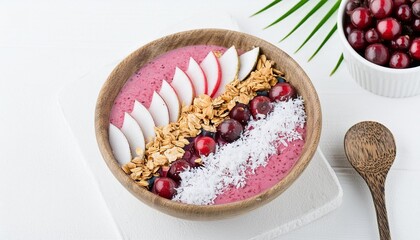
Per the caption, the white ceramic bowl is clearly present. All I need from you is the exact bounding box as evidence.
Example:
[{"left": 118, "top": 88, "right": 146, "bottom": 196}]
[{"left": 337, "top": 0, "right": 420, "bottom": 98}]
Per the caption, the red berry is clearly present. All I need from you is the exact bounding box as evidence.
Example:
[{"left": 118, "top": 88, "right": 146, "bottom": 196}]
[
  {"left": 413, "top": 19, "right": 420, "bottom": 32},
  {"left": 376, "top": 18, "right": 402, "bottom": 40},
  {"left": 365, "top": 28, "right": 381, "bottom": 43},
  {"left": 158, "top": 165, "right": 170, "bottom": 177},
  {"left": 409, "top": 38, "right": 420, "bottom": 60},
  {"left": 167, "top": 159, "right": 192, "bottom": 183},
  {"left": 229, "top": 103, "right": 251, "bottom": 125},
  {"left": 393, "top": 0, "right": 407, "bottom": 7},
  {"left": 396, "top": 4, "right": 412, "bottom": 21},
  {"left": 413, "top": 0, "right": 420, "bottom": 18},
  {"left": 216, "top": 119, "right": 243, "bottom": 143},
  {"left": 351, "top": 7, "right": 373, "bottom": 29},
  {"left": 152, "top": 177, "right": 177, "bottom": 199},
  {"left": 369, "top": 0, "right": 393, "bottom": 19},
  {"left": 346, "top": 0, "right": 362, "bottom": 15},
  {"left": 391, "top": 35, "right": 411, "bottom": 49},
  {"left": 269, "top": 82, "right": 296, "bottom": 102},
  {"left": 249, "top": 96, "right": 273, "bottom": 119},
  {"left": 348, "top": 29, "right": 366, "bottom": 49},
  {"left": 365, "top": 43, "right": 390, "bottom": 65},
  {"left": 194, "top": 136, "right": 216, "bottom": 156},
  {"left": 389, "top": 52, "right": 411, "bottom": 68},
  {"left": 345, "top": 23, "right": 357, "bottom": 35}
]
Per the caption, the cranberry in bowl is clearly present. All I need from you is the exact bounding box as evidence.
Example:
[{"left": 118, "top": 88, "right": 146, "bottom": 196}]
[{"left": 338, "top": 0, "right": 420, "bottom": 98}]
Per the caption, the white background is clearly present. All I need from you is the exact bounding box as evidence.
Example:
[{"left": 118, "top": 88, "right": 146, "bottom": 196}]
[{"left": 1, "top": 0, "right": 420, "bottom": 239}]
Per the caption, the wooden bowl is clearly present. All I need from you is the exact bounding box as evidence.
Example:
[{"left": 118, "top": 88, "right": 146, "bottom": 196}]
[{"left": 95, "top": 29, "right": 322, "bottom": 220}]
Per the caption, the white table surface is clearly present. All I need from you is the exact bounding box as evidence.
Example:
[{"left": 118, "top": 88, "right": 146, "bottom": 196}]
[{"left": 1, "top": 0, "right": 419, "bottom": 239}]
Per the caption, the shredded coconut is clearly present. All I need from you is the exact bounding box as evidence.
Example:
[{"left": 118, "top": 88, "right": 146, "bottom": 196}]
[{"left": 172, "top": 97, "right": 306, "bottom": 205}]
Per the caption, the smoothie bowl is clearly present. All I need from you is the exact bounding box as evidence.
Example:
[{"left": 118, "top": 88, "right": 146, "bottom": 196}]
[{"left": 95, "top": 29, "right": 321, "bottom": 220}]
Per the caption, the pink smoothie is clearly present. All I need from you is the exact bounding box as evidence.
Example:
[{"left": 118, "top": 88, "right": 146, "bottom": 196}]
[
  {"left": 110, "top": 45, "right": 227, "bottom": 128},
  {"left": 214, "top": 128, "right": 305, "bottom": 204}
]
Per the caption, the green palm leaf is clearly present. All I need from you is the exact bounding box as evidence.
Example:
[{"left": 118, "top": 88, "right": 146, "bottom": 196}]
[
  {"left": 280, "top": 0, "right": 328, "bottom": 42},
  {"left": 251, "top": 0, "right": 284, "bottom": 17},
  {"left": 264, "top": 0, "right": 310, "bottom": 29},
  {"left": 330, "top": 53, "right": 344, "bottom": 76},
  {"left": 308, "top": 23, "right": 337, "bottom": 61},
  {"left": 295, "top": 0, "right": 341, "bottom": 53},
  {"left": 252, "top": 0, "right": 344, "bottom": 76}
]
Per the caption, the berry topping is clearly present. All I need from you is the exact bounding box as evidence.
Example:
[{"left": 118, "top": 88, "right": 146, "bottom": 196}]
[
  {"left": 152, "top": 177, "right": 177, "bottom": 199},
  {"left": 249, "top": 96, "right": 273, "bottom": 119},
  {"left": 229, "top": 103, "right": 251, "bottom": 125},
  {"left": 377, "top": 18, "right": 402, "bottom": 40},
  {"left": 194, "top": 136, "right": 216, "bottom": 156},
  {"left": 365, "top": 43, "right": 390, "bottom": 65},
  {"left": 351, "top": 7, "right": 373, "bottom": 29},
  {"left": 216, "top": 119, "right": 243, "bottom": 143},
  {"left": 199, "top": 129, "right": 216, "bottom": 139},
  {"left": 268, "top": 82, "right": 296, "bottom": 102},
  {"left": 168, "top": 159, "right": 192, "bottom": 183}
]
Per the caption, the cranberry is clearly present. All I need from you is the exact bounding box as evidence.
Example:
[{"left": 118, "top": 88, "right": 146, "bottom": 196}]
[
  {"left": 152, "top": 177, "right": 177, "bottom": 199},
  {"left": 229, "top": 103, "right": 251, "bottom": 125},
  {"left": 351, "top": 7, "right": 373, "bottom": 29},
  {"left": 345, "top": 23, "right": 357, "bottom": 35},
  {"left": 365, "top": 28, "right": 381, "bottom": 43},
  {"left": 413, "top": 0, "right": 420, "bottom": 18},
  {"left": 369, "top": 0, "right": 393, "bottom": 18},
  {"left": 249, "top": 96, "right": 273, "bottom": 119},
  {"left": 167, "top": 159, "right": 191, "bottom": 183},
  {"left": 365, "top": 43, "right": 390, "bottom": 65},
  {"left": 391, "top": 35, "right": 411, "bottom": 49},
  {"left": 409, "top": 38, "right": 420, "bottom": 60},
  {"left": 389, "top": 52, "right": 411, "bottom": 68},
  {"left": 376, "top": 18, "right": 402, "bottom": 40},
  {"left": 346, "top": 0, "right": 362, "bottom": 14},
  {"left": 269, "top": 82, "right": 296, "bottom": 102},
  {"left": 413, "top": 19, "right": 420, "bottom": 32},
  {"left": 348, "top": 29, "right": 367, "bottom": 49},
  {"left": 393, "top": 0, "right": 407, "bottom": 7},
  {"left": 216, "top": 119, "right": 243, "bottom": 143},
  {"left": 194, "top": 136, "right": 216, "bottom": 156},
  {"left": 396, "top": 4, "right": 412, "bottom": 21}
]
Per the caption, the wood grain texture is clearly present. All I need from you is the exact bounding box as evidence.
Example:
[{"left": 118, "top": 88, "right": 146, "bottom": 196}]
[
  {"left": 344, "top": 121, "right": 396, "bottom": 240},
  {"left": 95, "top": 29, "right": 322, "bottom": 220}
]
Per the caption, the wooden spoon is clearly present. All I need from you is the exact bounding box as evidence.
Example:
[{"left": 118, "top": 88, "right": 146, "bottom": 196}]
[{"left": 344, "top": 121, "right": 396, "bottom": 240}]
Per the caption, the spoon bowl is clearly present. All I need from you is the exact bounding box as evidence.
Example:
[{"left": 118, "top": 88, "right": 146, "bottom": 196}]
[{"left": 344, "top": 121, "right": 396, "bottom": 240}]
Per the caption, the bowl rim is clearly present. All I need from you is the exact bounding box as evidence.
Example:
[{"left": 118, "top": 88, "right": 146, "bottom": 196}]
[
  {"left": 95, "top": 28, "right": 322, "bottom": 220},
  {"left": 337, "top": 0, "right": 420, "bottom": 73}
]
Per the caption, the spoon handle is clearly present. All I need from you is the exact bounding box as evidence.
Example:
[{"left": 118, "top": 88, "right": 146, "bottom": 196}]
[{"left": 366, "top": 173, "right": 391, "bottom": 240}]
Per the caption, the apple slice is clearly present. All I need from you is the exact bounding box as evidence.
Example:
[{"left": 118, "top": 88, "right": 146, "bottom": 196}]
[
  {"left": 213, "top": 46, "right": 240, "bottom": 97},
  {"left": 159, "top": 80, "right": 180, "bottom": 123},
  {"left": 109, "top": 123, "right": 132, "bottom": 165},
  {"left": 170, "top": 67, "right": 194, "bottom": 106},
  {"left": 186, "top": 57, "right": 207, "bottom": 96},
  {"left": 130, "top": 100, "right": 156, "bottom": 143},
  {"left": 148, "top": 91, "right": 170, "bottom": 127},
  {"left": 238, "top": 47, "right": 260, "bottom": 81},
  {"left": 200, "top": 51, "right": 221, "bottom": 97},
  {"left": 121, "top": 113, "right": 145, "bottom": 157}
]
